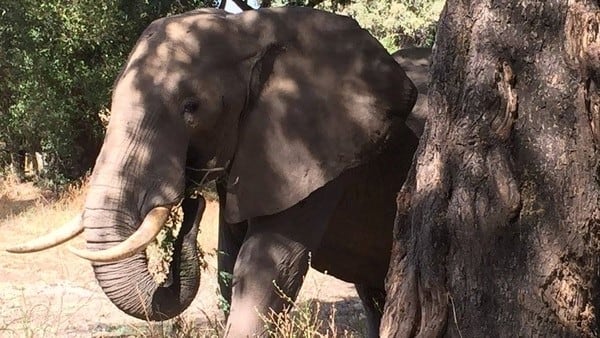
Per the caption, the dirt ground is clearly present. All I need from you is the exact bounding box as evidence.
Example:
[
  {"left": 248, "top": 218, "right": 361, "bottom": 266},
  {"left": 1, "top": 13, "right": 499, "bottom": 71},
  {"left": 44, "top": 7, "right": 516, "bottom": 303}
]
[{"left": 0, "top": 181, "right": 365, "bottom": 337}]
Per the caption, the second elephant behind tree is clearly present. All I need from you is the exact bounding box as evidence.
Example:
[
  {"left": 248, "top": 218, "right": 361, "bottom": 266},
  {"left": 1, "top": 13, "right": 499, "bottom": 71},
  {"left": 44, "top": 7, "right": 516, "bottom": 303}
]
[{"left": 393, "top": 47, "right": 432, "bottom": 137}]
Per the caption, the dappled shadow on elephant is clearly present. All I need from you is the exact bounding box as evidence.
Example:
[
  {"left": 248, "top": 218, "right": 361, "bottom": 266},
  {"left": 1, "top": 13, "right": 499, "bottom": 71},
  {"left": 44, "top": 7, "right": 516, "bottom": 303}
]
[{"left": 8, "top": 7, "right": 418, "bottom": 338}]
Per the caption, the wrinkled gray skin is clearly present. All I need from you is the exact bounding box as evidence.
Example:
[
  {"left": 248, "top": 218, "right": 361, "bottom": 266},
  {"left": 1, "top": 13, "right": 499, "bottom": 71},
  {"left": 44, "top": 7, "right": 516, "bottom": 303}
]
[
  {"left": 82, "top": 8, "right": 418, "bottom": 338},
  {"left": 393, "top": 47, "right": 431, "bottom": 137}
]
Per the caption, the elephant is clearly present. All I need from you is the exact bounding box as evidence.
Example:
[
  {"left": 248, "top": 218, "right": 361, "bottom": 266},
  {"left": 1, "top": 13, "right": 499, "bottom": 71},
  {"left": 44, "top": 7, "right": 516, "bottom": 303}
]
[
  {"left": 392, "top": 47, "right": 431, "bottom": 137},
  {"left": 8, "top": 8, "right": 418, "bottom": 338}
]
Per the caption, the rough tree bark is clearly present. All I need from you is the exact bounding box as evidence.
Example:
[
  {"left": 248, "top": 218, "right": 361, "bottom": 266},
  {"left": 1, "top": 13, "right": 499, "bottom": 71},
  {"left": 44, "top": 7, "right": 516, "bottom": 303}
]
[{"left": 382, "top": 0, "right": 600, "bottom": 337}]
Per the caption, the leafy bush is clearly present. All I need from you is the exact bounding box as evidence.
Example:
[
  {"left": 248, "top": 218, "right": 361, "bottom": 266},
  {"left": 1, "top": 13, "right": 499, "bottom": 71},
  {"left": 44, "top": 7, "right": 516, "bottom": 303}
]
[
  {"left": 273, "top": 0, "right": 445, "bottom": 51},
  {"left": 332, "top": 0, "right": 445, "bottom": 50}
]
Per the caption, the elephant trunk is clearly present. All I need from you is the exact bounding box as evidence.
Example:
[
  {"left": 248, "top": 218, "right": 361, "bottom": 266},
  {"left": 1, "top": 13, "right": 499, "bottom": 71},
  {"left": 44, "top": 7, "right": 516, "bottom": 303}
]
[
  {"left": 84, "top": 197, "right": 204, "bottom": 320},
  {"left": 79, "top": 95, "right": 198, "bottom": 319}
]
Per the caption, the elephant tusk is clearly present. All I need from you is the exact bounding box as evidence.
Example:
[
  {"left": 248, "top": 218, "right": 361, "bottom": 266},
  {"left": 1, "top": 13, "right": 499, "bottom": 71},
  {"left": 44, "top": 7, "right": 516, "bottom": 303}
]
[
  {"left": 6, "top": 214, "right": 84, "bottom": 253},
  {"left": 68, "top": 206, "right": 170, "bottom": 262}
]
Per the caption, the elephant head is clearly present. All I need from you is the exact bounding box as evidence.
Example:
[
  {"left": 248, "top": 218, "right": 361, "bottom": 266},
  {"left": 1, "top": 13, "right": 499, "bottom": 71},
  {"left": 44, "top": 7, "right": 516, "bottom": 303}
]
[{"left": 9, "top": 8, "right": 416, "bottom": 320}]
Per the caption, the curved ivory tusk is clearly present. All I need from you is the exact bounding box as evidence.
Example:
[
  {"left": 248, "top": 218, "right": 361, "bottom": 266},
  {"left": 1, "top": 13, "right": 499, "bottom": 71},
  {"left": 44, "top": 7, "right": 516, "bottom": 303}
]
[
  {"left": 6, "top": 214, "right": 83, "bottom": 253},
  {"left": 68, "top": 206, "right": 170, "bottom": 262}
]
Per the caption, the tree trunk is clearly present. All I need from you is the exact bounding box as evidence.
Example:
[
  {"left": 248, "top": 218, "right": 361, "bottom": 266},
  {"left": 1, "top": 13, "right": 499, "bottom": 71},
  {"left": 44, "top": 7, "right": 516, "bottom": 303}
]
[
  {"left": 9, "top": 150, "right": 26, "bottom": 182},
  {"left": 382, "top": 0, "right": 600, "bottom": 337}
]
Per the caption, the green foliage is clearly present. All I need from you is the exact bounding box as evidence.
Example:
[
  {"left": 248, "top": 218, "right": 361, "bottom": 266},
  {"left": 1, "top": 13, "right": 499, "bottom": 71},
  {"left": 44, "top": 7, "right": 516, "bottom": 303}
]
[
  {"left": 0, "top": 0, "right": 206, "bottom": 182},
  {"left": 271, "top": 0, "right": 444, "bottom": 51},
  {"left": 217, "top": 270, "right": 233, "bottom": 313},
  {"left": 318, "top": 0, "right": 445, "bottom": 51}
]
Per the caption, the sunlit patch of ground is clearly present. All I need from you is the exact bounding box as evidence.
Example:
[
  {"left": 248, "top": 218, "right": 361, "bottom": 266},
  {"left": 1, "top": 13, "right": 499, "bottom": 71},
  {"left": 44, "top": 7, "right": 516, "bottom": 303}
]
[{"left": 0, "top": 178, "right": 365, "bottom": 337}]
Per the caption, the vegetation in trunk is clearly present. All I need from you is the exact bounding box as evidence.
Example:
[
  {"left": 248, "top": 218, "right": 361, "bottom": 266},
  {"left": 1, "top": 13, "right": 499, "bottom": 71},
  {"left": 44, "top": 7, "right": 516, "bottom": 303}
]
[{"left": 382, "top": 0, "right": 600, "bottom": 336}]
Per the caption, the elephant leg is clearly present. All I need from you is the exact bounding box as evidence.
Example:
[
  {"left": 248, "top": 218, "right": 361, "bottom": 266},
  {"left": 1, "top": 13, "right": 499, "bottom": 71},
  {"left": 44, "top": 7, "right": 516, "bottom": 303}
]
[
  {"left": 355, "top": 284, "right": 386, "bottom": 338},
  {"left": 224, "top": 179, "right": 346, "bottom": 337},
  {"left": 216, "top": 181, "right": 248, "bottom": 315}
]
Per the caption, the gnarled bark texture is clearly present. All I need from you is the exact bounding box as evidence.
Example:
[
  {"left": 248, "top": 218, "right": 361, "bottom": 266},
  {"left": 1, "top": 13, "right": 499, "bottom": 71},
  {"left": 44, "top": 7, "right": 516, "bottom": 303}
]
[{"left": 382, "top": 0, "right": 600, "bottom": 337}]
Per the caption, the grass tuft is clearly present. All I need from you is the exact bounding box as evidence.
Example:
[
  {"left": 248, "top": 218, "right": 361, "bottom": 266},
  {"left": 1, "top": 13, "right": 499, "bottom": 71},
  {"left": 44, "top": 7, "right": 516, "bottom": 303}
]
[{"left": 258, "top": 275, "right": 361, "bottom": 337}]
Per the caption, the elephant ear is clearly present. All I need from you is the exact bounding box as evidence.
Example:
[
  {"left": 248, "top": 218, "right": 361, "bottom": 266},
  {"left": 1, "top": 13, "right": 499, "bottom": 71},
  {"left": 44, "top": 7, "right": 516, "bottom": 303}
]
[{"left": 223, "top": 8, "right": 417, "bottom": 223}]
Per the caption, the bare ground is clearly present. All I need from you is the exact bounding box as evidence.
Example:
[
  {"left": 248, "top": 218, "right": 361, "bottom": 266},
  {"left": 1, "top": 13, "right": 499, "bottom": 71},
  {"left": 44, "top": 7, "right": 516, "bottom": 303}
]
[{"left": 0, "top": 180, "right": 365, "bottom": 337}]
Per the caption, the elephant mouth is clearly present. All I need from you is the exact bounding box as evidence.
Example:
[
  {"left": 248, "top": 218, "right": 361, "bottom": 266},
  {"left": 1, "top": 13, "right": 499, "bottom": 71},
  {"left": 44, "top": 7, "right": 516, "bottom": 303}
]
[{"left": 69, "top": 205, "right": 175, "bottom": 262}]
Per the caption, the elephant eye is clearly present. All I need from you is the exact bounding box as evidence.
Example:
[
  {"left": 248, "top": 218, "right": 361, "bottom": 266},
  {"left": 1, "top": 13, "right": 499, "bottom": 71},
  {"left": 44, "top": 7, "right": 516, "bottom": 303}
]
[{"left": 182, "top": 99, "right": 200, "bottom": 115}]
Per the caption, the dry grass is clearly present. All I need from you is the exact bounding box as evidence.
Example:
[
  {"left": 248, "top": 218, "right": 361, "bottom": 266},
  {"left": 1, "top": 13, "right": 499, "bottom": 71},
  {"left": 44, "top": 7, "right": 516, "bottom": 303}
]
[
  {"left": 0, "top": 175, "right": 70, "bottom": 220},
  {"left": 0, "top": 175, "right": 365, "bottom": 337},
  {"left": 260, "top": 283, "right": 360, "bottom": 338}
]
